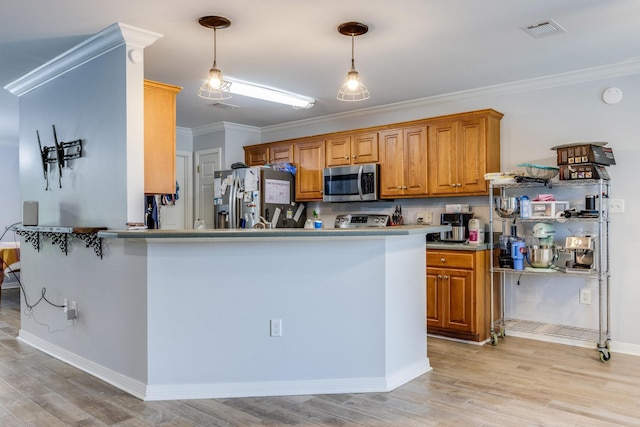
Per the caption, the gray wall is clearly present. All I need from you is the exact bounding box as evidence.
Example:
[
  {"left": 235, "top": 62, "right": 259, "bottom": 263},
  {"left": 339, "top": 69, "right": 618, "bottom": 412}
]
[
  {"left": 16, "top": 40, "right": 149, "bottom": 383},
  {"left": 260, "top": 70, "right": 640, "bottom": 352}
]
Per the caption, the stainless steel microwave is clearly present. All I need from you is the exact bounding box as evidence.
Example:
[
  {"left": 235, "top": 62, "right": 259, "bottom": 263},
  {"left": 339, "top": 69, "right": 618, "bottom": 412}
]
[{"left": 323, "top": 163, "right": 380, "bottom": 202}]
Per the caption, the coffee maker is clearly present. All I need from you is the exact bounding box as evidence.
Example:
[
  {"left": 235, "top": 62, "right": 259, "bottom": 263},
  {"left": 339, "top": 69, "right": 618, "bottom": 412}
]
[
  {"left": 565, "top": 236, "right": 595, "bottom": 272},
  {"left": 439, "top": 213, "right": 474, "bottom": 242}
]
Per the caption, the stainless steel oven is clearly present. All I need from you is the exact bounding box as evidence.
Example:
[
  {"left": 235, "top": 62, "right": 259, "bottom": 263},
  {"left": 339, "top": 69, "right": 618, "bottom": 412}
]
[{"left": 322, "top": 163, "right": 380, "bottom": 202}]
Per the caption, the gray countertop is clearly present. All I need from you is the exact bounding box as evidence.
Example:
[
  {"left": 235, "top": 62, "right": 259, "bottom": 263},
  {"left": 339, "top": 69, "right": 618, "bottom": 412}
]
[{"left": 98, "top": 224, "right": 452, "bottom": 240}]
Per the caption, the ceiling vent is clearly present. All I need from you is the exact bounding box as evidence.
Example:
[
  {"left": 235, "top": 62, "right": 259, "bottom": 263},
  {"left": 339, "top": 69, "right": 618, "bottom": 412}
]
[
  {"left": 523, "top": 19, "right": 566, "bottom": 38},
  {"left": 208, "top": 102, "right": 239, "bottom": 110}
]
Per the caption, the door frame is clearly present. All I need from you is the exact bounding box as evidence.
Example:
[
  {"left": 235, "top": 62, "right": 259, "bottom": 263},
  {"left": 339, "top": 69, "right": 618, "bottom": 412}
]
[
  {"left": 194, "top": 148, "right": 222, "bottom": 227},
  {"left": 177, "top": 150, "right": 193, "bottom": 229}
]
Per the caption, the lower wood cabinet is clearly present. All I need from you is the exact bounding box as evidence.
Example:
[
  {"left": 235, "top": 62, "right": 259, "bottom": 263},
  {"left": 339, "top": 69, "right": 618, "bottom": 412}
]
[{"left": 426, "top": 248, "right": 498, "bottom": 342}]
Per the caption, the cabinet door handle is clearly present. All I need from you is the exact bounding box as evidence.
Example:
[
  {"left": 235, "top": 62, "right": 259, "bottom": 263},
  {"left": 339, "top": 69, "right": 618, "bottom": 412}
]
[
  {"left": 440, "top": 258, "right": 446, "bottom": 263},
  {"left": 443, "top": 275, "right": 449, "bottom": 280},
  {"left": 402, "top": 186, "right": 407, "bottom": 189},
  {"left": 437, "top": 274, "right": 442, "bottom": 279},
  {"left": 345, "top": 156, "right": 349, "bottom": 159},
  {"left": 352, "top": 155, "right": 356, "bottom": 158},
  {"left": 451, "top": 183, "right": 457, "bottom": 187},
  {"left": 457, "top": 183, "right": 462, "bottom": 187}
]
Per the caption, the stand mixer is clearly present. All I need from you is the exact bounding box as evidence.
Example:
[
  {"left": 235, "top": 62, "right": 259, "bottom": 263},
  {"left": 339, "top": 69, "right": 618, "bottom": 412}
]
[{"left": 525, "top": 223, "right": 558, "bottom": 269}]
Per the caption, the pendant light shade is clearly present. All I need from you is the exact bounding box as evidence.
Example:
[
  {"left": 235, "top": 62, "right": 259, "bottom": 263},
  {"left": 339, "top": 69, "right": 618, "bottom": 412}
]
[
  {"left": 198, "top": 16, "right": 232, "bottom": 100},
  {"left": 337, "top": 22, "right": 370, "bottom": 102}
]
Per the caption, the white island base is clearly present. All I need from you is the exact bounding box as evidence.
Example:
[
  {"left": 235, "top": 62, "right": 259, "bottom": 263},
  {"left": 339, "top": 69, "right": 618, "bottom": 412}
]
[
  {"left": 19, "top": 227, "right": 440, "bottom": 401},
  {"left": 144, "top": 232, "right": 430, "bottom": 400}
]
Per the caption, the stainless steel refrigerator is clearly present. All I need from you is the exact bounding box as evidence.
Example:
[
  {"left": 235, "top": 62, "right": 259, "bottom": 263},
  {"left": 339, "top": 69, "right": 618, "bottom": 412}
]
[{"left": 213, "top": 167, "right": 305, "bottom": 229}]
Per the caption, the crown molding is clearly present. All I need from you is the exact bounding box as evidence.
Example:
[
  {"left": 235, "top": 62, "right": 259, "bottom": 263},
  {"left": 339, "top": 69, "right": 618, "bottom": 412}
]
[
  {"left": 4, "top": 23, "right": 162, "bottom": 97},
  {"left": 176, "top": 127, "right": 193, "bottom": 138},
  {"left": 191, "top": 121, "right": 260, "bottom": 137},
  {"left": 261, "top": 58, "right": 640, "bottom": 136}
]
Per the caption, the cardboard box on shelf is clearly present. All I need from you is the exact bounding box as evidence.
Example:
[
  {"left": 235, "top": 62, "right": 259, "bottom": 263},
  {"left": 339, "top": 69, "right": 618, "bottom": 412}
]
[
  {"left": 559, "top": 164, "right": 611, "bottom": 181},
  {"left": 553, "top": 143, "right": 616, "bottom": 166}
]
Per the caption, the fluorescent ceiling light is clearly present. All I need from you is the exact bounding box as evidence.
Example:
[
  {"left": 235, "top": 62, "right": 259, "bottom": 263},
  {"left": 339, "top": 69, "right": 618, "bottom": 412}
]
[{"left": 226, "top": 77, "right": 315, "bottom": 109}]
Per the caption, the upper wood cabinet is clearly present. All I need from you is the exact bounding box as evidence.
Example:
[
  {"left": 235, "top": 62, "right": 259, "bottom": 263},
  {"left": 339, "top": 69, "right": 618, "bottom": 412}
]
[
  {"left": 294, "top": 138, "right": 325, "bottom": 201},
  {"left": 269, "top": 142, "right": 294, "bottom": 164},
  {"left": 428, "top": 110, "right": 502, "bottom": 196},
  {"left": 144, "top": 80, "right": 182, "bottom": 194},
  {"left": 242, "top": 109, "right": 502, "bottom": 201},
  {"left": 244, "top": 145, "right": 269, "bottom": 166},
  {"left": 378, "top": 126, "right": 428, "bottom": 198},
  {"left": 325, "top": 132, "right": 378, "bottom": 167},
  {"left": 244, "top": 142, "right": 294, "bottom": 166}
]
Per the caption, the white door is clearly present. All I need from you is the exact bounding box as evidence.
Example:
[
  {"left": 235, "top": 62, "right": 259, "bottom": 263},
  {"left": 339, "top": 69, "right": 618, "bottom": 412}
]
[
  {"left": 159, "top": 151, "right": 193, "bottom": 229},
  {"left": 195, "top": 148, "right": 221, "bottom": 229}
]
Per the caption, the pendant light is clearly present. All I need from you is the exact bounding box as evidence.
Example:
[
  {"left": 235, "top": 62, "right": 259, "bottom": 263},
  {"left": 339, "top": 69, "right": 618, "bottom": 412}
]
[
  {"left": 336, "top": 22, "right": 370, "bottom": 102},
  {"left": 198, "top": 16, "right": 232, "bottom": 100}
]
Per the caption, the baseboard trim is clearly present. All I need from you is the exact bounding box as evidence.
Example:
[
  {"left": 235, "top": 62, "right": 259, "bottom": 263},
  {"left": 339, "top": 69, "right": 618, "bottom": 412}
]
[
  {"left": 18, "top": 330, "right": 147, "bottom": 400},
  {"left": 506, "top": 329, "right": 640, "bottom": 357},
  {"left": 145, "top": 359, "right": 431, "bottom": 401},
  {"left": 18, "top": 329, "right": 431, "bottom": 401}
]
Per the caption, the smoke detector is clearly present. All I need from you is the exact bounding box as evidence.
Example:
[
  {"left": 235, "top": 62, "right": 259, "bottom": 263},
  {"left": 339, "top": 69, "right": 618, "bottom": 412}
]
[{"left": 522, "top": 19, "right": 566, "bottom": 39}]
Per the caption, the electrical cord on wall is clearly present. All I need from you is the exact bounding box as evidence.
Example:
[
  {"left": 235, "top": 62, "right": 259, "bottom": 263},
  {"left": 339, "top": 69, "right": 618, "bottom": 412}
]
[{"left": 1, "top": 221, "right": 66, "bottom": 312}]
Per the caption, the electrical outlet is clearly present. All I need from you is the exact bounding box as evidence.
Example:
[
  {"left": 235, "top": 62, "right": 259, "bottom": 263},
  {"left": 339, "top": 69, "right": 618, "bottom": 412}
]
[
  {"left": 609, "top": 199, "right": 625, "bottom": 214},
  {"left": 270, "top": 319, "right": 282, "bottom": 337},
  {"left": 579, "top": 289, "right": 591, "bottom": 305},
  {"left": 417, "top": 211, "right": 433, "bottom": 225},
  {"left": 424, "top": 211, "right": 433, "bottom": 224},
  {"left": 66, "top": 302, "right": 77, "bottom": 320}
]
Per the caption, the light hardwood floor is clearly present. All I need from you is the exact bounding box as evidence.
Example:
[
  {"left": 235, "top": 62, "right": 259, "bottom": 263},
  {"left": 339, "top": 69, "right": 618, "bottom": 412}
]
[{"left": 1, "top": 287, "right": 639, "bottom": 426}]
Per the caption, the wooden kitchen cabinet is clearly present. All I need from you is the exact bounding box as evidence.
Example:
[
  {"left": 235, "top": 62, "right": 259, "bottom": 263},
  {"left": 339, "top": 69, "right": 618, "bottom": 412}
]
[
  {"left": 427, "top": 110, "right": 502, "bottom": 196},
  {"left": 244, "top": 142, "right": 294, "bottom": 166},
  {"left": 244, "top": 145, "right": 269, "bottom": 166},
  {"left": 325, "top": 132, "right": 378, "bottom": 167},
  {"left": 294, "top": 138, "right": 325, "bottom": 201},
  {"left": 144, "top": 79, "right": 182, "bottom": 194},
  {"left": 378, "top": 126, "right": 428, "bottom": 198},
  {"left": 242, "top": 109, "right": 502, "bottom": 201},
  {"left": 426, "top": 249, "right": 496, "bottom": 342}
]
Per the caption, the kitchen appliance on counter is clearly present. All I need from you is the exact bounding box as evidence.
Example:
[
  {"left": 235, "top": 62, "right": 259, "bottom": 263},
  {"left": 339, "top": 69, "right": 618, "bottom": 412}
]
[
  {"left": 334, "top": 214, "right": 389, "bottom": 228},
  {"left": 213, "top": 167, "right": 305, "bottom": 229},
  {"left": 323, "top": 163, "right": 380, "bottom": 202},
  {"left": 564, "top": 236, "right": 595, "bottom": 272},
  {"left": 525, "top": 222, "right": 558, "bottom": 269},
  {"left": 498, "top": 224, "right": 520, "bottom": 268},
  {"left": 439, "top": 212, "right": 474, "bottom": 242}
]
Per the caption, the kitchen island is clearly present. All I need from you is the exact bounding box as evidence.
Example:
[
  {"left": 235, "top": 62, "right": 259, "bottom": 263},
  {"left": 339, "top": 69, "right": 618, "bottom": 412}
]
[{"left": 22, "top": 225, "right": 448, "bottom": 401}]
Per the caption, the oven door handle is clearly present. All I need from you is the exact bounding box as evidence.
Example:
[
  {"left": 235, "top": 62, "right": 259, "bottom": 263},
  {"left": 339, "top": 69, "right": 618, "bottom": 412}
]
[{"left": 357, "top": 165, "right": 364, "bottom": 200}]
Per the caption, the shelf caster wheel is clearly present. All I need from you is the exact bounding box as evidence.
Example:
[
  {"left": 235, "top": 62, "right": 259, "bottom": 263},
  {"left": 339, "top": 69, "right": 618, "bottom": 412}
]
[
  {"left": 598, "top": 348, "right": 611, "bottom": 363},
  {"left": 491, "top": 333, "right": 499, "bottom": 346}
]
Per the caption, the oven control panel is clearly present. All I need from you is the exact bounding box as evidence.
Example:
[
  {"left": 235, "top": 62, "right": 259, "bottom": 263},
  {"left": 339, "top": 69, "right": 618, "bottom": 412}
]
[{"left": 334, "top": 214, "right": 390, "bottom": 228}]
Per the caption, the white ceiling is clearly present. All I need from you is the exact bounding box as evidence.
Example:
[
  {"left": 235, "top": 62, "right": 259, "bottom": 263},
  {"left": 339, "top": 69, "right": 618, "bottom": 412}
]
[{"left": 2, "top": 0, "right": 639, "bottom": 141}]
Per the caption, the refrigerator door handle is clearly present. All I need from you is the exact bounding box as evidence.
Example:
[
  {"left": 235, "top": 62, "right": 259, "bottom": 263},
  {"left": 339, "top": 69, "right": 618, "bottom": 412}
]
[
  {"left": 357, "top": 165, "right": 364, "bottom": 200},
  {"left": 229, "top": 174, "right": 236, "bottom": 229}
]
